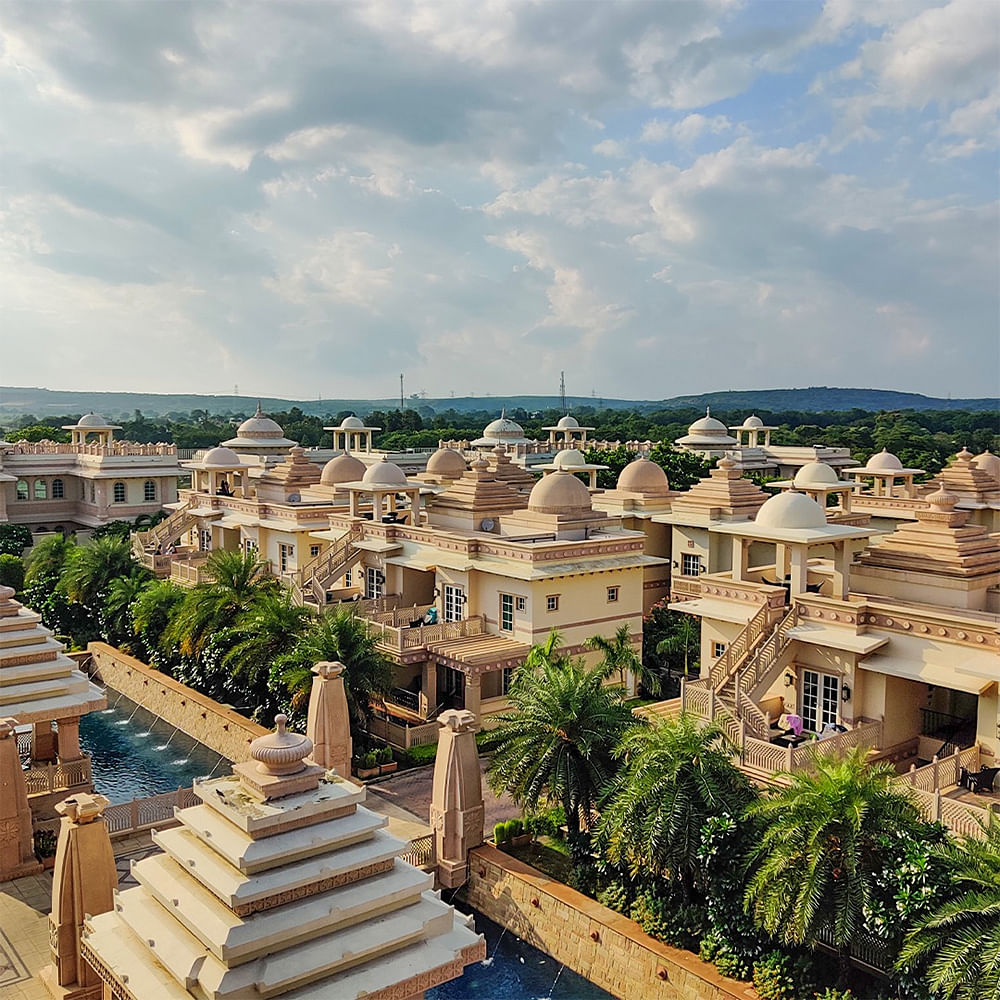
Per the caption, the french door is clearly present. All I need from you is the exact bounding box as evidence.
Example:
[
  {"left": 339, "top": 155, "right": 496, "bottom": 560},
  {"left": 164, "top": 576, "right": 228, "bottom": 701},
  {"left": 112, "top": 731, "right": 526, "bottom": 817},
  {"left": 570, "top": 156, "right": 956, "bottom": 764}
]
[
  {"left": 801, "top": 669, "right": 839, "bottom": 732},
  {"left": 444, "top": 585, "right": 465, "bottom": 622}
]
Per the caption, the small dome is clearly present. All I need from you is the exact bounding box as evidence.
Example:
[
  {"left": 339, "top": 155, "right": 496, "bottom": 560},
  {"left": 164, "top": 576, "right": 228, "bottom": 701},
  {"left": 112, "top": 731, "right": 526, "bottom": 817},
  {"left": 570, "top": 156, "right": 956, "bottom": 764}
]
[
  {"left": 201, "top": 446, "right": 243, "bottom": 468},
  {"left": 528, "top": 470, "right": 593, "bottom": 514},
  {"left": 793, "top": 462, "right": 840, "bottom": 489},
  {"left": 340, "top": 415, "right": 365, "bottom": 430},
  {"left": 742, "top": 414, "right": 764, "bottom": 429},
  {"left": 483, "top": 415, "right": 525, "bottom": 438},
  {"left": 755, "top": 491, "right": 827, "bottom": 530},
  {"left": 237, "top": 404, "right": 284, "bottom": 439},
  {"left": 320, "top": 452, "right": 366, "bottom": 486},
  {"left": 973, "top": 449, "right": 1000, "bottom": 483},
  {"left": 688, "top": 407, "right": 728, "bottom": 435},
  {"left": 866, "top": 449, "right": 903, "bottom": 472},
  {"left": 426, "top": 448, "right": 467, "bottom": 477},
  {"left": 77, "top": 412, "right": 109, "bottom": 427},
  {"left": 553, "top": 449, "right": 587, "bottom": 469},
  {"left": 362, "top": 458, "right": 408, "bottom": 488},
  {"left": 617, "top": 457, "right": 669, "bottom": 492},
  {"left": 556, "top": 415, "right": 580, "bottom": 430}
]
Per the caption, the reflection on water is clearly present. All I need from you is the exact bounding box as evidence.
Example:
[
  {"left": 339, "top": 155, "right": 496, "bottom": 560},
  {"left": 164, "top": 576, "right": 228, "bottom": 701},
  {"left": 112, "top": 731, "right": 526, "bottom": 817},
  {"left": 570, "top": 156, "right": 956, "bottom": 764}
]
[
  {"left": 80, "top": 692, "right": 226, "bottom": 803},
  {"left": 428, "top": 911, "right": 611, "bottom": 999}
]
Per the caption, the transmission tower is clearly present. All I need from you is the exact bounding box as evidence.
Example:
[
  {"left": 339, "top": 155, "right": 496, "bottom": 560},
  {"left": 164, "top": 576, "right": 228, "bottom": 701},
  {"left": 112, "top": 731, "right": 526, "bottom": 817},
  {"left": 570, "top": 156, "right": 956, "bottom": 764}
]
[{"left": 559, "top": 371, "right": 566, "bottom": 412}]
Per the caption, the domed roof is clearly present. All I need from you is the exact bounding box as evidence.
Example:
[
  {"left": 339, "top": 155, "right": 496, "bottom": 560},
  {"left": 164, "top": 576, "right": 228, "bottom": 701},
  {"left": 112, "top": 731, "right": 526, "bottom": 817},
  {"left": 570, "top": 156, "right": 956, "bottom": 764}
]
[
  {"left": 237, "top": 403, "right": 284, "bottom": 439},
  {"left": 972, "top": 449, "right": 1000, "bottom": 483},
  {"left": 528, "top": 470, "right": 593, "bottom": 514},
  {"left": 741, "top": 414, "right": 764, "bottom": 429},
  {"left": 793, "top": 462, "right": 841, "bottom": 488},
  {"left": 756, "top": 491, "right": 828, "bottom": 530},
  {"left": 320, "top": 452, "right": 366, "bottom": 486},
  {"left": 556, "top": 415, "right": 580, "bottom": 430},
  {"left": 340, "top": 415, "right": 365, "bottom": 429},
  {"left": 426, "top": 448, "right": 467, "bottom": 477},
  {"left": 201, "top": 446, "right": 243, "bottom": 468},
  {"left": 866, "top": 449, "right": 904, "bottom": 472},
  {"left": 553, "top": 449, "right": 587, "bottom": 469},
  {"left": 688, "top": 407, "right": 729, "bottom": 435},
  {"left": 361, "top": 457, "right": 408, "bottom": 488},
  {"left": 77, "top": 412, "right": 110, "bottom": 428},
  {"left": 483, "top": 412, "right": 525, "bottom": 439},
  {"left": 617, "top": 457, "right": 669, "bottom": 492}
]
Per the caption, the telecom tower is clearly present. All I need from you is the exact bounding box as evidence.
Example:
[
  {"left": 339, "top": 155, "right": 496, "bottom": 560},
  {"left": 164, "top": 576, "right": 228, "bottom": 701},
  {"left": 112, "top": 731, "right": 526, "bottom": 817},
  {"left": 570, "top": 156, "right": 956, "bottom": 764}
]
[{"left": 559, "top": 371, "right": 566, "bottom": 412}]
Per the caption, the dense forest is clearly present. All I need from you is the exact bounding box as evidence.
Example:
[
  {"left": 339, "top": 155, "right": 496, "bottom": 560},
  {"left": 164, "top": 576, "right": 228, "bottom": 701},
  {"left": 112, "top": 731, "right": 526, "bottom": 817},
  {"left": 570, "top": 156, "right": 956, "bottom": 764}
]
[{"left": 2, "top": 405, "right": 997, "bottom": 477}]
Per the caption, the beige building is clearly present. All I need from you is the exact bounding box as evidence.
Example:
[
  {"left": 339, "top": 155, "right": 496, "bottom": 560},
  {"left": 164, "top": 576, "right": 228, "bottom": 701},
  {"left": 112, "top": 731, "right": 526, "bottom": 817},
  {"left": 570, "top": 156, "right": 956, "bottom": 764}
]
[{"left": 0, "top": 414, "right": 180, "bottom": 538}]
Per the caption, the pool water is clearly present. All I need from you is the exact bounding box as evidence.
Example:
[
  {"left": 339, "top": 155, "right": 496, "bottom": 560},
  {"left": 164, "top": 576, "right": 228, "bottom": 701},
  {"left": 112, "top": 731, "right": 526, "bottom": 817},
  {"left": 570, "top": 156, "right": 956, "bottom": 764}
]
[
  {"left": 80, "top": 691, "right": 228, "bottom": 802},
  {"left": 428, "top": 911, "right": 612, "bottom": 999}
]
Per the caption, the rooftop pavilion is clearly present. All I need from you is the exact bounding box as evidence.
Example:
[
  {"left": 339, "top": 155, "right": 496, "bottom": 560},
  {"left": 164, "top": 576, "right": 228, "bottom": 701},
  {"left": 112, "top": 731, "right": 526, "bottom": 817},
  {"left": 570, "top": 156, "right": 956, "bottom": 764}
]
[
  {"left": 845, "top": 448, "right": 924, "bottom": 498},
  {"left": 60, "top": 413, "right": 122, "bottom": 448},
  {"left": 771, "top": 460, "right": 857, "bottom": 513},
  {"left": 674, "top": 408, "right": 739, "bottom": 455},
  {"left": 221, "top": 403, "right": 298, "bottom": 455},
  {"left": 471, "top": 410, "right": 530, "bottom": 449},
  {"left": 324, "top": 415, "right": 381, "bottom": 455},
  {"left": 532, "top": 447, "right": 608, "bottom": 490},
  {"left": 729, "top": 414, "right": 776, "bottom": 448},
  {"left": 541, "top": 414, "right": 594, "bottom": 450}
]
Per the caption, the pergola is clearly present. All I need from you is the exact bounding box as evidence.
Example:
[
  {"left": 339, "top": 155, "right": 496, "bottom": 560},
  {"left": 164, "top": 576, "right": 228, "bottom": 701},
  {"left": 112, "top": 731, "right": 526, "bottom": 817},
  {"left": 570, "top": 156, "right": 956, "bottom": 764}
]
[
  {"left": 846, "top": 449, "right": 924, "bottom": 498},
  {"left": 324, "top": 415, "right": 380, "bottom": 454},
  {"left": 340, "top": 458, "right": 424, "bottom": 525},
  {"left": 541, "top": 415, "right": 594, "bottom": 451}
]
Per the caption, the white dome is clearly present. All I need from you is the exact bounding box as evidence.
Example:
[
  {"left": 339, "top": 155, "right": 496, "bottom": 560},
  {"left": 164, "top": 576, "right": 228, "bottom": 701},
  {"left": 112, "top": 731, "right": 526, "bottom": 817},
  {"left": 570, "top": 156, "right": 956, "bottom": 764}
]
[
  {"left": 756, "top": 491, "right": 828, "bottom": 530},
  {"left": 866, "top": 449, "right": 903, "bottom": 472},
  {"left": 320, "top": 453, "right": 366, "bottom": 486},
  {"left": 77, "top": 412, "right": 109, "bottom": 427},
  {"left": 201, "top": 446, "right": 243, "bottom": 468},
  {"left": 688, "top": 408, "right": 728, "bottom": 435},
  {"left": 528, "top": 470, "right": 592, "bottom": 514},
  {"left": 556, "top": 415, "right": 580, "bottom": 430},
  {"left": 553, "top": 449, "right": 587, "bottom": 469},
  {"left": 340, "top": 415, "right": 365, "bottom": 429},
  {"left": 237, "top": 404, "right": 284, "bottom": 439},
  {"left": 972, "top": 450, "right": 1000, "bottom": 483},
  {"left": 793, "top": 462, "right": 840, "bottom": 488},
  {"left": 362, "top": 458, "right": 408, "bottom": 488},
  {"left": 483, "top": 414, "right": 525, "bottom": 439},
  {"left": 742, "top": 414, "right": 764, "bottom": 429},
  {"left": 426, "top": 448, "right": 467, "bottom": 477},
  {"left": 617, "top": 457, "right": 669, "bottom": 492}
]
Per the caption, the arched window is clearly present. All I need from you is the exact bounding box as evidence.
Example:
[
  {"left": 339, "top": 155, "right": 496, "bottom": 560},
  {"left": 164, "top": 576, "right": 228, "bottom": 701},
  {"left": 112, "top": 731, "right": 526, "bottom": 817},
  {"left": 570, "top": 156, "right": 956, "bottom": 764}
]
[
  {"left": 34, "top": 480, "right": 47, "bottom": 500},
  {"left": 52, "top": 479, "right": 64, "bottom": 499},
  {"left": 113, "top": 482, "right": 126, "bottom": 503},
  {"left": 16, "top": 480, "right": 28, "bottom": 500},
  {"left": 143, "top": 480, "right": 156, "bottom": 502}
]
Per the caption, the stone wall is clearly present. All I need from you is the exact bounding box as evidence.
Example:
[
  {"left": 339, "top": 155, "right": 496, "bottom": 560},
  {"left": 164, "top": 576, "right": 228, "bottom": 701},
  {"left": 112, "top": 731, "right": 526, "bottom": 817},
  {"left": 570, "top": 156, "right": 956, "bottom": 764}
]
[
  {"left": 466, "top": 845, "right": 754, "bottom": 1000},
  {"left": 86, "top": 643, "right": 268, "bottom": 762}
]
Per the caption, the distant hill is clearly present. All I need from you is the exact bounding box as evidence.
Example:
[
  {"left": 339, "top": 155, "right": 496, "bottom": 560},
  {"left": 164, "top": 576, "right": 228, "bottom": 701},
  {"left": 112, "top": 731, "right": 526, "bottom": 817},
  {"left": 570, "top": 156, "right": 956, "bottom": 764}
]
[{"left": 0, "top": 385, "right": 995, "bottom": 420}]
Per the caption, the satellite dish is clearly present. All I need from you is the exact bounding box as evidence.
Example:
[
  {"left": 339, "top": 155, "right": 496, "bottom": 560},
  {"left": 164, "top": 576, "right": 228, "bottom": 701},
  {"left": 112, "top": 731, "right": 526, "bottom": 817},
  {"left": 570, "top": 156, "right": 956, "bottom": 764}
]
[
  {"left": 287, "top": 492, "right": 301, "bottom": 503},
  {"left": 480, "top": 517, "right": 496, "bottom": 532}
]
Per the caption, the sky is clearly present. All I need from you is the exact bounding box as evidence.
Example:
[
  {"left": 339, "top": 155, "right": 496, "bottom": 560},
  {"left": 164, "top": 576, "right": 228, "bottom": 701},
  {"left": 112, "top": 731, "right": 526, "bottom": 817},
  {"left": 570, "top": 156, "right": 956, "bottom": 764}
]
[{"left": 1, "top": 0, "right": 998, "bottom": 402}]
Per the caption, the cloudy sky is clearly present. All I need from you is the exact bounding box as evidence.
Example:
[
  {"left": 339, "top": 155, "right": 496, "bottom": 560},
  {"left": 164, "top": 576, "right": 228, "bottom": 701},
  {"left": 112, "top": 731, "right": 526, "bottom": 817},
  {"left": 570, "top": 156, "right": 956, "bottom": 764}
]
[{"left": 1, "top": 0, "right": 997, "bottom": 401}]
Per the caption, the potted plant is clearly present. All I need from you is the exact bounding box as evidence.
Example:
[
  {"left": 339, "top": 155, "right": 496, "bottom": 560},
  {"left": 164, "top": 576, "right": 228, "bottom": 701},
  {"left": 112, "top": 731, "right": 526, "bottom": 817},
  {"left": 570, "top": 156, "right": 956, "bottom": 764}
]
[
  {"left": 493, "top": 821, "right": 510, "bottom": 847},
  {"left": 34, "top": 828, "right": 58, "bottom": 869},
  {"left": 509, "top": 817, "right": 531, "bottom": 848},
  {"left": 355, "top": 750, "right": 380, "bottom": 780},
  {"left": 377, "top": 746, "right": 397, "bottom": 775}
]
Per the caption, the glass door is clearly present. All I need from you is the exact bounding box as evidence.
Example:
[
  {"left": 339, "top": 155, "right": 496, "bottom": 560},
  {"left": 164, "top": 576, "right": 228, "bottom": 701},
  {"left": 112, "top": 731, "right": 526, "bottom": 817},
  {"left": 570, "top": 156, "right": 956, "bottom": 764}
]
[
  {"left": 444, "top": 585, "right": 465, "bottom": 622},
  {"left": 801, "top": 669, "right": 839, "bottom": 732}
]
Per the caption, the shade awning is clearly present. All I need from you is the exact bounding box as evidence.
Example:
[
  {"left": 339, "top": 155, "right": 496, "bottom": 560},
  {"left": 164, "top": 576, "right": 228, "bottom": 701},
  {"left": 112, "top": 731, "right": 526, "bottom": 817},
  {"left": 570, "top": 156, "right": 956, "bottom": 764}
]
[
  {"left": 861, "top": 647, "right": 996, "bottom": 695},
  {"left": 666, "top": 598, "right": 761, "bottom": 625},
  {"left": 785, "top": 624, "right": 889, "bottom": 655}
]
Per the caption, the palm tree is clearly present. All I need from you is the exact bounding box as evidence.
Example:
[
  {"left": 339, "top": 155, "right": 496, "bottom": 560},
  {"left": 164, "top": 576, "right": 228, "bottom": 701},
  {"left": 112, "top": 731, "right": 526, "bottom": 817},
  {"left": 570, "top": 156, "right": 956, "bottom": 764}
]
[
  {"left": 163, "top": 549, "right": 276, "bottom": 660},
  {"left": 131, "top": 580, "right": 186, "bottom": 669},
  {"left": 24, "top": 533, "right": 77, "bottom": 584},
  {"left": 899, "top": 816, "right": 1000, "bottom": 1000},
  {"left": 61, "top": 536, "right": 148, "bottom": 607},
  {"left": 483, "top": 631, "right": 639, "bottom": 866},
  {"left": 655, "top": 613, "right": 700, "bottom": 678},
  {"left": 597, "top": 714, "right": 753, "bottom": 900},
  {"left": 272, "top": 608, "right": 394, "bottom": 735},
  {"left": 220, "top": 591, "right": 313, "bottom": 722},
  {"left": 586, "top": 624, "right": 660, "bottom": 696},
  {"left": 102, "top": 572, "right": 151, "bottom": 648},
  {"left": 744, "top": 747, "right": 924, "bottom": 981}
]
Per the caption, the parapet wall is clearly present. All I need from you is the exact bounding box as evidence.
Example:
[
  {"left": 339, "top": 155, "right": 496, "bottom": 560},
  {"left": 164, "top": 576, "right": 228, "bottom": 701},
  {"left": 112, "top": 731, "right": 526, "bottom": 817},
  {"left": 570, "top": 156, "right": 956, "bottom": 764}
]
[
  {"left": 86, "top": 643, "right": 268, "bottom": 763},
  {"left": 466, "top": 845, "right": 751, "bottom": 1000}
]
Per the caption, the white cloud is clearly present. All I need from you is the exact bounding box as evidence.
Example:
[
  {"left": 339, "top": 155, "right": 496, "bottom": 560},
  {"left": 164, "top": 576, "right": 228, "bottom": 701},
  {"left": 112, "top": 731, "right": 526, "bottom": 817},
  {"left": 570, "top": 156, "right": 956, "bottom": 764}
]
[{"left": 640, "top": 113, "right": 734, "bottom": 144}]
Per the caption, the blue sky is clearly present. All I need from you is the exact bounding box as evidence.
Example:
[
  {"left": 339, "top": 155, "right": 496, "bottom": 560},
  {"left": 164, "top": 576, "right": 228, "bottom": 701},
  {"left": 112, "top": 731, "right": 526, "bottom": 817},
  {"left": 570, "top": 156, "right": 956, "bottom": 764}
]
[{"left": 1, "top": 0, "right": 997, "bottom": 401}]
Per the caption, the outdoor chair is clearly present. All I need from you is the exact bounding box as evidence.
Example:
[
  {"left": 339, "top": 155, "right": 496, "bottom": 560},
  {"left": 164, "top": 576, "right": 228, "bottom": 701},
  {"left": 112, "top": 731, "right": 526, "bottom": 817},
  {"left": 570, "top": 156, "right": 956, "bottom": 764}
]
[{"left": 968, "top": 767, "right": 1000, "bottom": 794}]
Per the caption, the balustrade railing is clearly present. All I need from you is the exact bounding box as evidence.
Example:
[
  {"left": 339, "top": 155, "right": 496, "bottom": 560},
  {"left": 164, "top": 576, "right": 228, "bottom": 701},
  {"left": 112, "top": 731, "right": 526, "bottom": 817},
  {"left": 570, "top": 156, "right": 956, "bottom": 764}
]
[
  {"left": 708, "top": 602, "right": 774, "bottom": 693},
  {"left": 22, "top": 754, "right": 94, "bottom": 795},
  {"left": 293, "top": 524, "right": 365, "bottom": 606},
  {"left": 910, "top": 787, "right": 994, "bottom": 839},
  {"left": 899, "top": 745, "right": 980, "bottom": 794},
  {"left": 385, "top": 686, "right": 421, "bottom": 713},
  {"left": 368, "top": 615, "right": 486, "bottom": 652},
  {"left": 401, "top": 834, "right": 437, "bottom": 870}
]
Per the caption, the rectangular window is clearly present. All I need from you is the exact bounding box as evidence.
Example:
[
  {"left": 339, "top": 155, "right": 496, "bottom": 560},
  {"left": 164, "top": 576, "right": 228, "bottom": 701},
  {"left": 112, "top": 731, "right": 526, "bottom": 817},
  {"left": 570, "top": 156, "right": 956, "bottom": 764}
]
[
  {"left": 199, "top": 529, "right": 212, "bottom": 553},
  {"left": 444, "top": 585, "right": 465, "bottom": 623},
  {"left": 310, "top": 545, "right": 321, "bottom": 558},
  {"left": 243, "top": 538, "right": 257, "bottom": 556},
  {"left": 89, "top": 483, "right": 96, "bottom": 503},
  {"left": 34, "top": 480, "right": 47, "bottom": 500},
  {"left": 366, "top": 566, "right": 383, "bottom": 600},
  {"left": 607, "top": 586, "right": 619, "bottom": 603},
  {"left": 515, "top": 596, "right": 526, "bottom": 612},
  {"left": 502, "top": 666, "right": 515, "bottom": 695},
  {"left": 343, "top": 568, "right": 352, "bottom": 588},
  {"left": 713, "top": 642, "right": 726, "bottom": 658},
  {"left": 113, "top": 481, "right": 126, "bottom": 503},
  {"left": 16, "top": 480, "right": 28, "bottom": 500},
  {"left": 278, "top": 543, "right": 295, "bottom": 573},
  {"left": 801, "top": 669, "right": 839, "bottom": 733},
  {"left": 500, "top": 594, "right": 514, "bottom": 632},
  {"left": 682, "top": 554, "right": 702, "bottom": 577},
  {"left": 52, "top": 479, "right": 64, "bottom": 499},
  {"left": 143, "top": 480, "right": 156, "bottom": 502},
  {"left": 546, "top": 595, "right": 559, "bottom": 612}
]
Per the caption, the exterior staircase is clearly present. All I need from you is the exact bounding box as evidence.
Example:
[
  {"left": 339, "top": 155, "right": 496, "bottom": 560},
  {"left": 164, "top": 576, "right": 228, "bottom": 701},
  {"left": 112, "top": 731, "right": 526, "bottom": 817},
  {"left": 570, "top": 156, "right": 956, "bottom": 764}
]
[
  {"left": 292, "top": 524, "right": 366, "bottom": 608},
  {"left": 132, "top": 501, "right": 200, "bottom": 563}
]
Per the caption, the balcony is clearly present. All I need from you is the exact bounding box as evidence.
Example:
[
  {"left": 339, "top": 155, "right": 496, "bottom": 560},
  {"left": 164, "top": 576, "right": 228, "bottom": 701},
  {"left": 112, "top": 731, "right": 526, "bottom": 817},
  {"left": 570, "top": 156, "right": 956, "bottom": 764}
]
[{"left": 169, "top": 551, "right": 213, "bottom": 586}]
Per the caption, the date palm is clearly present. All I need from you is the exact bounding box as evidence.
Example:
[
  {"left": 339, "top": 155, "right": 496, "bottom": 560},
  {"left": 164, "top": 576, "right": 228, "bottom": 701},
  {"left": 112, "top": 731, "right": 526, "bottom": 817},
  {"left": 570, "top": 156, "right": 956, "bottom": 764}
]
[
  {"left": 25, "top": 533, "right": 76, "bottom": 584},
  {"left": 655, "top": 612, "right": 700, "bottom": 678},
  {"left": 483, "top": 631, "right": 639, "bottom": 866},
  {"left": 744, "top": 747, "right": 924, "bottom": 981},
  {"left": 597, "top": 713, "right": 752, "bottom": 900},
  {"left": 61, "top": 535, "right": 146, "bottom": 607},
  {"left": 102, "top": 572, "right": 151, "bottom": 648},
  {"left": 131, "top": 580, "right": 186, "bottom": 669},
  {"left": 899, "top": 816, "right": 1000, "bottom": 1000},
  {"left": 586, "top": 623, "right": 660, "bottom": 696}
]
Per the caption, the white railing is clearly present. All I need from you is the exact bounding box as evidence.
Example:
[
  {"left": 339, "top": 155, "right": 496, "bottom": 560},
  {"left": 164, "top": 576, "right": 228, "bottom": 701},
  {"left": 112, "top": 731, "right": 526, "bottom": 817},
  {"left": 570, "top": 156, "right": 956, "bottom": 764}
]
[
  {"left": 708, "top": 602, "right": 774, "bottom": 693},
  {"left": 899, "top": 746, "right": 980, "bottom": 794},
  {"left": 367, "top": 615, "right": 487, "bottom": 652},
  {"left": 401, "top": 834, "right": 437, "bottom": 870},
  {"left": 22, "top": 755, "right": 93, "bottom": 795},
  {"left": 910, "top": 787, "right": 994, "bottom": 839},
  {"left": 292, "top": 524, "right": 365, "bottom": 606},
  {"left": 366, "top": 715, "right": 440, "bottom": 750},
  {"left": 34, "top": 786, "right": 200, "bottom": 840}
]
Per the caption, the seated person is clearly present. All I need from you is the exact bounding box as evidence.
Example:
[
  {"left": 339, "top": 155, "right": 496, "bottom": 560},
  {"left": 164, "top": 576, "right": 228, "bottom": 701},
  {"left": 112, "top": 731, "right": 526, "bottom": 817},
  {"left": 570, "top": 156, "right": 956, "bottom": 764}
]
[
  {"left": 217, "top": 479, "right": 232, "bottom": 496},
  {"left": 422, "top": 606, "right": 438, "bottom": 625}
]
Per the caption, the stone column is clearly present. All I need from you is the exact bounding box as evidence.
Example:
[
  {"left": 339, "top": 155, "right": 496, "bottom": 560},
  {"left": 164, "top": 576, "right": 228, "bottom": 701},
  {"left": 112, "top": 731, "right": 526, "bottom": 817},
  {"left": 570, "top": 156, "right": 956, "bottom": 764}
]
[
  {"left": 788, "top": 545, "right": 809, "bottom": 597},
  {"left": 55, "top": 719, "right": 83, "bottom": 762},
  {"left": 463, "top": 673, "right": 481, "bottom": 722},
  {"left": 0, "top": 717, "right": 42, "bottom": 882},
  {"left": 731, "top": 536, "right": 749, "bottom": 582},
  {"left": 430, "top": 710, "right": 485, "bottom": 889},
  {"left": 305, "top": 661, "right": 352, "bottom": 779},
  {"left": 33, "top": 721, "right": 57, "bottom": 763},
  {"left": 41, "top": 793, "right": 115, "bottom": 999},
  {"left": 420, "top": 661, "right": 437, "bottom": 718}
]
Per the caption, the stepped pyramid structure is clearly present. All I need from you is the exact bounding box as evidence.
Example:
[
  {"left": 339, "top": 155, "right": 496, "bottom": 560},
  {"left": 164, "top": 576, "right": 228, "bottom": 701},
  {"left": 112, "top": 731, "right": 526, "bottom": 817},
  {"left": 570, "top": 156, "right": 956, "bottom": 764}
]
[
  {"left": 81, "top": 715, "right": 484, "bottom": 999},
  {"left": 667, "top": 455, "right": 770, "bottom": 521}
]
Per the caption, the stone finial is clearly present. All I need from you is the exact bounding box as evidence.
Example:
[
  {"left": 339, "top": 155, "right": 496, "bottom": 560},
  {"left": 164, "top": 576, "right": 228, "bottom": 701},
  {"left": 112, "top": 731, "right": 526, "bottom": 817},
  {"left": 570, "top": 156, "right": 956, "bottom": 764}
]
[
  {"left": 0, "top": 587, "right": 18, "bottom": 617},
  {"left": 312, "top": 660, "right": 344, "bottom": 680},
  {"left": 717, "top": 455, "right": 737, "bottom": 471},
  {"left": 0, "top": 716, "right": 17, "bottom": 738},
  {"left": 471, "top": 456, "right": 490, "bottom": 471},
  {"left": 306, "top": 662, "right": 352, "bottom": 778},
  {"left": 55, "top": 793, "right": 110, "bottom": 824},
  {"left": 926, "top": 485, "right": 959, "bottom": 511},
  {"left": 0, "top": 715, "right": 41, "bottom": 882},
  {"left": 250, "top": 715, "right": 313, "bottom": 776},
  {"left": 440, "top": 709, "right": 476, "bottom": 733},
  {"left": 956, "top": 447, "right": 974, "bottom": 465}
]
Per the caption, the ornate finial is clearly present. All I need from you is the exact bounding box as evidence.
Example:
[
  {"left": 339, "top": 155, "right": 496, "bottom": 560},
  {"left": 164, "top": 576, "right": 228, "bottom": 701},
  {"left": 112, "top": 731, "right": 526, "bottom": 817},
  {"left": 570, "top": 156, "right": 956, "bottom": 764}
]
[
  {"left": 255, "top": 400, "right": 264, "bottom": 416},
  {"left": 471, "top": 456, "right": 489, "bottom": 471},
  {"left": 706, "top": 406, "right": 711, "bottom": 416},
  {"left": 718, "top": 455, "right": 736, "bottom": 471},
  {"left": 956, "top": 447, "right": 974, "bottom": 464},
  {"left": 56, "top": 792, "right": 110, "bottom": 824},
  {"left": 926, "top": 486, "right": 959, "bottom": 511},
  {"left": 249, "top": 714, "right": 313, "bottom": 776},
  {"left": 313, "top": 660, "right": 345, "bottom": 679}
]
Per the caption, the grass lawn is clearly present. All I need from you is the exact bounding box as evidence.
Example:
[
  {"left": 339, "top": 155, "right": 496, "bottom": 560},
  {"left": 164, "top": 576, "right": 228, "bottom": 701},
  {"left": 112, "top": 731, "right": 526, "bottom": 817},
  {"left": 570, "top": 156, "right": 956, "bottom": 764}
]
[{"left": 504, "top": 836, "right": 573, "bottom": 882}]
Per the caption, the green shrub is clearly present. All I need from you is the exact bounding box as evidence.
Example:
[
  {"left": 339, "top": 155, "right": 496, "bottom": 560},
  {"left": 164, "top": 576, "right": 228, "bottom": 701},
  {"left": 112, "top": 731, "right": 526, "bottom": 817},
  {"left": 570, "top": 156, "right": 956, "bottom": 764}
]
[
  {"left": 377, "top": 746, "right": 393, "bottom": 764},
  {"left": 34, "top": 828, "right": 58, "bottom": 858},
  {"left": 752, "top": 952, "right": 797, "bottom": 1000},
  {"left": 524, "top": 804, "right": 566, "bottom": 838},
  {"left": 629, "top": 886, "right": 704, "bottom": 951},
  {"left": 596, "top": 881, "right": 631, "bottom": 914},
  {"left": 813, "top": 990, "right": 855, "bottom": 1000},
  {"left": 0, "top": 554, "right": 25, "bottom": 591},
  {"left": 400, "top": 743, "right": 438, "bottom": 766},
  {"left": 494, "top": 822, "right": 509, "bottom": 845},
  {"left": 509, "top": 818, "right": 523, "bottom": 837},
  {"left": 0, "top": 524, "right": 32, "bottom": 558},
  {"left": 699, "top": 932, "right": 755, "bottom": 982},
  {"left": 362, "top": 751, "right": 378, "bottom": 769}
]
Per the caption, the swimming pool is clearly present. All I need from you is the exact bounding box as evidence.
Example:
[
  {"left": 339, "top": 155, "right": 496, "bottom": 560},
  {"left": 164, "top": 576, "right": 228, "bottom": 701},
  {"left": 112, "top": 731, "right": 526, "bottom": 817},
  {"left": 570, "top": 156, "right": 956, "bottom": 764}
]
[{"left": 80, "top": 691, "right": 227, "bottom": 802}]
